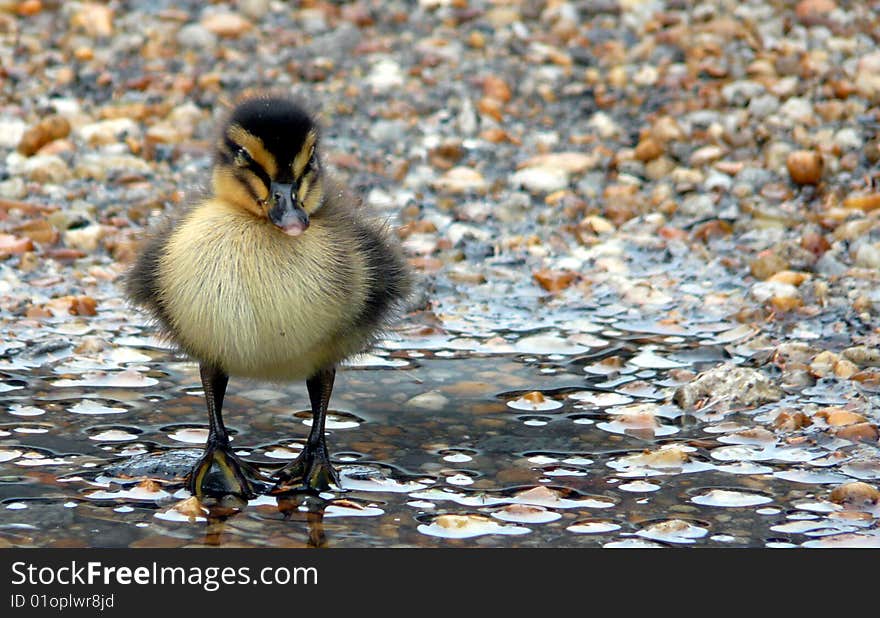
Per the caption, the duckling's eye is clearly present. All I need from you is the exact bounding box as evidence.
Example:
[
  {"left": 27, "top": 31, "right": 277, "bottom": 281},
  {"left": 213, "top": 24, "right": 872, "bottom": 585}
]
[{"left": 233, "top": 147, "right": 252, "bottom": 168}]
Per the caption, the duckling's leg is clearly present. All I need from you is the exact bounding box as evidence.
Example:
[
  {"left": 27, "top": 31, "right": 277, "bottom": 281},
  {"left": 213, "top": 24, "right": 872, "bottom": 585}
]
[
  {"left": 273, "top": 366, "right": 341, "bottom": 492},
  {"left": 189, "top": 363, "right": 266, "bottom": 503}
]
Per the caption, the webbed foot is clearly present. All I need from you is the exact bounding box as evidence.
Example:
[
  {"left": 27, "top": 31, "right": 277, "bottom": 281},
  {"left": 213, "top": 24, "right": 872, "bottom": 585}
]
[
  {"left": 271, "top": 443, "right": 340, "bottom": 493},
  {"left": 189, "top": 442, "right": 268, "bottom": 505}
]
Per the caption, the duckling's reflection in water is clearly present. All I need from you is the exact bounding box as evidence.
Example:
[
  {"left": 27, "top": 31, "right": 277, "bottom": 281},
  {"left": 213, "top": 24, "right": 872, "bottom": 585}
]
[
  {"left": 198, "top": 494, "right": 328, "bottom": 548},
  {"left": 277, "top": 494, "right": 327, "bottom": 548}
]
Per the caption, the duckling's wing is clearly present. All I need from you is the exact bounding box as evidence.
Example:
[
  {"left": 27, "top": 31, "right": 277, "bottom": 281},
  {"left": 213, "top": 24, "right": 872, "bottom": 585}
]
[{"left": 352, "top": 219, "right": 413, "bottom": 333}]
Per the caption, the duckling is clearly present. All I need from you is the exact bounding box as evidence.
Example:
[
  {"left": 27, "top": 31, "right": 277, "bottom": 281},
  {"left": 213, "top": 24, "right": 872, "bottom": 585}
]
[{"left": 126, "top": 95, "right": 411, "bottom": 502}]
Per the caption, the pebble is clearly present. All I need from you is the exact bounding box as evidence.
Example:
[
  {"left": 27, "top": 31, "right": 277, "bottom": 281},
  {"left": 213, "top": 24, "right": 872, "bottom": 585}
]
[
  {"left": 200, "top": 12, "right": 252, "bottom": 38},
  {"left": 588, "top": 112, "right": 620, "bottom": 138},
  {"left": 510, "top": 167, "right": 569, "bottom": 194},
  {"left": 177, "top": 24, "right": 218, "bottom": 51},
  {"left": 721, "top": 80, "right": 765, "bottom": 105},
  {"left": 833, "top": 128, "right": 862, "bottom": 151},
  {"left": 406, "top": 391, "right": 448, "bottom": 411},
  {"left": 830, "top": 482, "right": 880, "bottom": 509},
  {"left": 7, "top": 153, "right": 71, "bottom": 183},
  {"left": 673, "top": 364, "right": 783, "bottom": 410},
  {"left": 239, "top": 0, "right": 270, "bottom": 20},
  {"left": 854, "top": 243, "right": 880, "bottom": 269},
  {"left": 842, "top": 346, "right": 880, "bottom": 367},
  {"left": 855, "top": 52, "right": 880, "bottom": 100},
  {"left": 70, "top": 2, "right": 114, "bottom": 37},
  {"left": 0, "top": 177, "right": 27, "bottom": 199},
  {"left": 786, "top": 150, "right": 823, "bottom": 185},
  {"left": 779, "top": 98, "right": 815, "bottom": 124},
  {"left": 74, "top": 153, "right": 152, "bottom": 180},
  {"left": 63, "top": 224, "right": 104, "bottom": 252},
  {"left": 0, "top": 119, "right": 26, "bottom": 149},
  {"left": 365, "top": 59, "right": 404, "bottom": 92},
  {"left": 17, "top": 115, "right": 70, "bottom": 156},
  {"left": 432, "top": 167, "right": 488, "bottom": 194},
  {"left": 76, "top": 118, "right": 140, "bottom": 146},
  {"left": 520, "top": 152, "right": 598, "bottom": 174},
  {"left": 689, "top": 146, "right": 726, "bottom": 168}
]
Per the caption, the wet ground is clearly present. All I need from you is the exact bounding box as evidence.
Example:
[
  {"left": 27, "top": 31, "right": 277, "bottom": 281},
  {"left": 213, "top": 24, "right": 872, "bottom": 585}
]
[
  {"left": 2, "top": 290, "right": 879, "bottom": 547},
  {"left": 2, "top": 2, "right": 880, "bottom": 548}
]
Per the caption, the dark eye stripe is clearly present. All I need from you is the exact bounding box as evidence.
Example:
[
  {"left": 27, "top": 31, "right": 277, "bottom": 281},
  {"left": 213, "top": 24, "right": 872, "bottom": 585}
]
[
  {"left": 247, "top": 162, "right": 271, "bottom": 192},
  {"left": 224, "top": 137, "right": 271, "bottom": 193},
  {"left": 234, "top": 170, "right": 260, "bottom": 203}
]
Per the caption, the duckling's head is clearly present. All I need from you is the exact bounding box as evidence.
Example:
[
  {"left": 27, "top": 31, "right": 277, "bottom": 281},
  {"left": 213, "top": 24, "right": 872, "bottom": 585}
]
[{"left": 213, "top": 96, "right": 324, "bottom": 237}]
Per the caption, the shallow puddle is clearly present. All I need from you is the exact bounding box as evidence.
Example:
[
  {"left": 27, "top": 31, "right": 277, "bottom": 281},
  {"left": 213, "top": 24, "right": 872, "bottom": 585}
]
[{"left": 1, "top": 316, "right": 878, "bottom": 548}]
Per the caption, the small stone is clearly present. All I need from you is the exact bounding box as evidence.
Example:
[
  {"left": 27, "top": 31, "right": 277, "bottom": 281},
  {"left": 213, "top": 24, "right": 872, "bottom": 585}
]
[
  {"left": 200, "top": 12, "right": 252, "bottom": 38},
  {"left": 645, "top": 156, "right": 676, "bottom": 180},
  {"left": 673, "top": 364, "right": 783, "bottom": 410},
  {"left": 768, "top": 296, "right": 803, "bottom": 312},
  {"left": 721, "top": 80, "right": 765, "bottom": 105},
  {"left": 74, "top": 153, "right": 152, "bottom": 180},
  {"left": 63, "top": 224, "right": 104, "bottom": 252},
  {"left": 477, "top": 97, "right": 503, "bottom": 121},
  {"left": 427, "top": 140, "right": 463, "bottom": 170},
  {"left": 76, "top": 118, "right": 140, "bottom": 146},
  {"left": 510, "top": 167, "right": 569, "bottom": 193},
  {"left": 815, "top": 408, "right": 866, "bottom": 426},
  {"left": 843, "top": 194, "right": 880, "bottom": 212},
  {"left": 689, "top": 145, "right": 725, "bottom": 167},
  {"left": 855, "top": 52, "right": 880, "bottom": 100},
  {"left": 406, "top": 391, "right": 448, "bottom": 411},
  {"left": 773, "top": 411, "right": 812, "bottom": 431},
  {"left": 833, "top": 128, "right": 862, "bottom": 151},
  {"left": 70, "top": 2, "right": 114, "bottom": 37},
  {"left": 0, "top": 233, "right": 34, "bottom": 257},
  {"left": 834, "top": 423, "right": 880, "bottom": 443},
  {"left": 432, "top": 167, "right": 488, "bottom": 194},
  {"left": 0, "top": 119, "right": 26, "bottom": 148},
  {"left": 0, "top": 177, "right": 26, "bottom": 199},
  {"left": 834, "top": 359, "right": 859, "bottom": 379},
  {"left": 522, "top": 391, "right": 546, "bottom": 404},
  {"left": 17, "top": 115, "right": 71, "bottom": 156},
  {"left": 238, "top": 0, "right": 270, "bottom": 19},
  {"left": 786, "top": 150, "right": 823, "bottom": 185},
  {"left": 767, "top": 270, "right": 809, "bottom": 286},
  {"left": 634, "top": 137, "right": 664, "bottom": 162},
  {"left": 800, "top": 232, "right": 831, "bottom": 257},
  {"left": 583, "top": 215, "right": 615, "bottom": 234},
  {"left": 854, "top": 243, "right": 880, "bottom": 269},
  {"left": 519, "top": 152, "right": 598, "bottom": 174},
  {"left": 10, "top": 153, "right": 71, "bottom": 183},
  {"left": 830, "top": 482, "right": 880, "bottom": 508},
  {"left": 795, "top": 0, "right": 836, "bottom": 25},
  {"left": 750, "top": 250, "right": 789, "bottom": 280},
  {"left": 365, "top": 58, "right": 404, "bottom": 92},
  {"left": 482, "top": 75, "right": 512, "bottom": 103},
  {"left": 16, "top": 0, "right": 42, "bottom": 16},
  {"left": 588, "top": 112, "right": 620, "bottom": 139},
  {"left": 810, "top": 351, "right": 839, "bottom": 377},
  {"left": 842, "top": 346, "right": 880, "bottom": 367},
  {"left": 533, "top": 269, "right": 577, "bottom": 292},
  {"left": 172, "top": 496, "right": 208, "bottom": 519},
  {"left": 779, "top": 97, "right": 814, "bottom": 123},
  {"left": 177, "top": 23, "right": 218, "bottom": 51},
  {"left": 14, "top": 219, "right": 58, "bottom": 245}
]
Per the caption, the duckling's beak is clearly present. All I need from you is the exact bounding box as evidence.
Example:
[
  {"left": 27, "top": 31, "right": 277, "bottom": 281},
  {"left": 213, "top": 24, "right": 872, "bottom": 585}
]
[{"left": 268, "top": 182, "right": 310, "bottom": 237}]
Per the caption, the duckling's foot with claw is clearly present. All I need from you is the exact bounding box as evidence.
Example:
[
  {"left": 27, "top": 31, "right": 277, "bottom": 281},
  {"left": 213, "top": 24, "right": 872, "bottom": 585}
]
[
  {"left": 272, "top": 444, "right": 340, "bottom": 493},
  {"left": 189, "top": 443, "right": 268, "bottom": 506}
]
